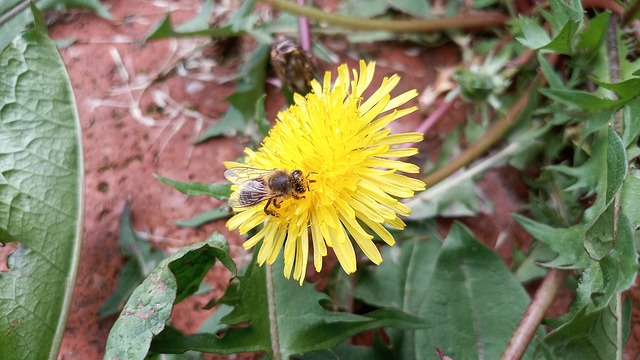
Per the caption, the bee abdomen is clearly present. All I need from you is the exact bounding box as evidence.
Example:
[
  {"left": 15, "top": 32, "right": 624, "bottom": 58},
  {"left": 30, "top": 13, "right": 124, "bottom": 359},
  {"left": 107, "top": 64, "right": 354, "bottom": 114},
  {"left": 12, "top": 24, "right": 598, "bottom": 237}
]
[{"left": 268, "top": 172, "right": 292, "bottom": 192}]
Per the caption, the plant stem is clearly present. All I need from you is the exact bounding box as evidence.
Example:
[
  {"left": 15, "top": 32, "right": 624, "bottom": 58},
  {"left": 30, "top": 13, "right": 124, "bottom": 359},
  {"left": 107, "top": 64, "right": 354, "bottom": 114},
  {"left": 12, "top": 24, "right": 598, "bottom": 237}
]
[
  {"left": 261, "top": 0, "right": 508, "bottom": 33},
  {"left": 606, "top": 14, "right": 623, "bottom": 133},
  {"left": 266, "top": 264, "right": 281, "bottom": 360},
  {"left": 501, "top": 269, "right": 570, "bottom": 360},
  {"left": 605, "top": 13, "right": 625, "bottom": 360},
  {"left": 296, "top": 0, "right": 311, "bottom": 52},
  {"left": 0, "top": 0, "right": 41, "bottom": 27},
  {"left": 422, "top": 76, "right": 540, "bottom": 188}
]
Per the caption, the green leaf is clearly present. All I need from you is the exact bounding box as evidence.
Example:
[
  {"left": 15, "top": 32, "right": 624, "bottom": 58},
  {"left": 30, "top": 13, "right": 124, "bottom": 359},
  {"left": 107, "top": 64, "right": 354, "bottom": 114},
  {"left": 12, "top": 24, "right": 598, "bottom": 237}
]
[
  {"left": 146, "top": 0, "right": 243, "bottom": 40},
  {"left": 592, "top": 77, "right": 640, "bottom": 100},
  {"left": 0, "top": 5, "right": 84, "bottom": 359},
  {"left": 415, "top": 223, "right": 542, "bottom": 359},
  {"left": 540, "top": 20, "right": 579, "bottom": 54},
  {"left": 406, "top": 176, "right": 483, "bottom": 219},
  {"left": 150, "top": 251, "right": 426, "bottom": 358},
  {"left": 517, "top": 0, "right": 582, "bottom": 54},
  {"left": 621, "top": 170, "right": 640, "bottom": 229},
  {"left": 546, "top": 129, "right": 626, "bottom": 201},
  {"left": 354, "top": 235, "right": 442, "bottom": 311},
  {"left": 514, "top": 215, "right": 589, "bottom": 268},
  {"left": 339, "top": 0, "right": 389, "bottom": 18},
  {"left": 517, "top": 16, "right": 551, "bottom": 50},
  {"left": 105, "top": 233, "right": 236, "bottom": 359},
  {"left": 540, "top": 89, "right": 625, "bottom": 111},
  {"left": 353, "top": 226, "right": 443, "bottom": 360},
  {"left": 99, "top": 202, "right": 167, "bottom": 316},
  {"left": 156, "top": 175, "right": 232, "bottom": 199},
  {"left": 608, "top": 214, "right": 638, "bottom": 293},
  {"left": 388, "top": 0, "right": 431, "bottom": 17},
  {"left": 534, "top": 300, "right": 621, "bottom": 359},
  {"left": 576, "top": 12, "right": 610, "bottom": 57},
  {"left": 196, "top": 44, "right": 270, "bottom": 142},
  {"left": 175, "top": 208, "right": 230, "bottom": 228},
  {"left": 538, "top": 53, "right": 565, "bottom": 90},
  {"left": 519, "top": 129, "right": 632, "bottom": 311},
  {"left": 513, "top": 243, "right": 557, "bottom": 283},
  {"left": 622, "top": 98, "right": 640, "bottom": 148},
  {"left": 256, "top": 94, "right": 270, "bottom": 137}
]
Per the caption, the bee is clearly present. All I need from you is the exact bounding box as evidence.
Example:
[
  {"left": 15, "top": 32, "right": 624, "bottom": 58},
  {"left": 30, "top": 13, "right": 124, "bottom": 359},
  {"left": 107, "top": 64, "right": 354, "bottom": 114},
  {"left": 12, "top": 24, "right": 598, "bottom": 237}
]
[
  {"left": 224, "top": 167, "right": 313, "bottom": 216},
  {"left": 270, "top": 35, "right": 314, "bottom": 94}
]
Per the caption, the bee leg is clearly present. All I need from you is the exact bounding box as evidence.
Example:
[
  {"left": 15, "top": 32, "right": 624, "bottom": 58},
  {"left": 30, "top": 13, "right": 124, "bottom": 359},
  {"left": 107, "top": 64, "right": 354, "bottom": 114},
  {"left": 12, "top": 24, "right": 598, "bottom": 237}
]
[
  {"left": 264, "top": 199, "right": 279, "bottom": 217},
  {"left": 292, "top": 193, "right": 305, "bottom": 200}
]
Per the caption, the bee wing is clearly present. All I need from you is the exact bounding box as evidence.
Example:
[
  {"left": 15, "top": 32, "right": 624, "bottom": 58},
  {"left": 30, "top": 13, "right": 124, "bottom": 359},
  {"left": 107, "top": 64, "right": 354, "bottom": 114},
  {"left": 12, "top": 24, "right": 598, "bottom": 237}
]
[
  {"left": 224, "top": 167, "right": 274, "bottom": 185},
  {"left": 228, "top": 179, "right": 274, "bottom": 208}
]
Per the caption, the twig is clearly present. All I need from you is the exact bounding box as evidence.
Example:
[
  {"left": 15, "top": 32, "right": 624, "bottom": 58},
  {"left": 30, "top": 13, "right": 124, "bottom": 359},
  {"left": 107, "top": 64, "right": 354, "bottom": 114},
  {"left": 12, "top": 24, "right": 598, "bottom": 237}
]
[
  {"left": 501, "top": 269, "right": 570, "bottom": 360},
  {"left": 607, "top": 15, "right": 623, "bottom": 134},
  {"left": 412, "top": 94, "right": 459, "bottom": 146},
  {"left": 262, "top": 0, "right": 507, "bottom": 33}
]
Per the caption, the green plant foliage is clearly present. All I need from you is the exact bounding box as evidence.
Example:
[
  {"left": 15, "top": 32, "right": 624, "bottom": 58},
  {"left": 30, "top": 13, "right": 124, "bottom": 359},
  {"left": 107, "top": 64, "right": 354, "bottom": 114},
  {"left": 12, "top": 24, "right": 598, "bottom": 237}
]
[
  {"left": 155, "top": 174, "right": 232, "bottom": 199},
  {"left": 146, "top": 0, "right": 255, "bottom": 40},
  {"left": 353, "top": 225, "right": 442, "bottom": 359},
  {"left": 196, "top": 43, "right": 270, "bottom": 142},
  {"left": 104, "top": 233, "right": 236, "bottom": 359},
  {"left": 0, "top": 0, "right": 110, "bottom": 49},
  {"left": 0, "top": 4, "right": 83, "bottom": 359},
  {"left": 175, "top": 208, "right": 230, "bottom": 228},
  {"left": 99, "top": 202, "right": 167, "bottom": 316},
  {"left": 517, "top": 0, "right": 582, "bottom": 54},
  {"left": 621, "top": 170, "right": 640, "bottom": 228},
  {"left": 533, "top": 300, "right": 623, "bottom": 359},
  {"left": 347, "top": 223, "right": 542, "bottom": 359},
  {"left": 414, "top": 223, "right": 542, "bottom": 359},
  {"left": 516, "top": 127, "right": 637, "bottom": 310},
  {"left": 149, "top": 250, "right": 426, "bottom": 359}
]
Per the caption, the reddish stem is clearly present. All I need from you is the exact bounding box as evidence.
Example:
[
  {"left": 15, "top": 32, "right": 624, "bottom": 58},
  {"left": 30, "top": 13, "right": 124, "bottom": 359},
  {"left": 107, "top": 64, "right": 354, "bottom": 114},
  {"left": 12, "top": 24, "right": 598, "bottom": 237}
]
[
  {"left": 501, "top": 269, "right": 570, "bottom": 360},
  {"left": 296, "top": 0, "right": 311, "bottom": 52},
  {"left": 403, "top": 94, "right": 459, "bottom": 149}
]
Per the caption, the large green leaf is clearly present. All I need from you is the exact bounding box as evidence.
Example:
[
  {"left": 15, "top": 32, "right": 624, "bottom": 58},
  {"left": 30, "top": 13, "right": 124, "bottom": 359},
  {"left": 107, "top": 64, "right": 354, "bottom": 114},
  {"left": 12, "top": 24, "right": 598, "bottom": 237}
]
[
  {"left": 104, "top": 233, "right": 237, "bottom": 359},
  {"left": 353, "top": 225, "right": 442, "bottom": 359},
  {"left": 415, "top": 223, "right": 542, "bottom": 359},
  {"left": 354, "top": 234, "right": 442, "bottom": 312},
  {"left": 150, "top": 250, "right": 426, "bottom": 359},
  {"left": 0, "top": 6, "right": 84, "bottom": 360}
]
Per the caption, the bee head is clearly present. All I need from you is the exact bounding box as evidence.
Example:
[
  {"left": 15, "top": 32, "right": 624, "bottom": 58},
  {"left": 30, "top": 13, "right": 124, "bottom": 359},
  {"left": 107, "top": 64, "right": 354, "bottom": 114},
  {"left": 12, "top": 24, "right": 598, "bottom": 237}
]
[{"left": 291, "top": 170, "right": 309, "bottom": 194}]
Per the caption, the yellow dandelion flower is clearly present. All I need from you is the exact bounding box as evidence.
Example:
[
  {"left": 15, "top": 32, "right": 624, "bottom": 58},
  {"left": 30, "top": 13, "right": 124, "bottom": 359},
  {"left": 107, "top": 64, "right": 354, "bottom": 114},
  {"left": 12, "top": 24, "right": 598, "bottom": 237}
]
[{"left": 225, "top": 60, "right": 425, "bottom": 284}]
